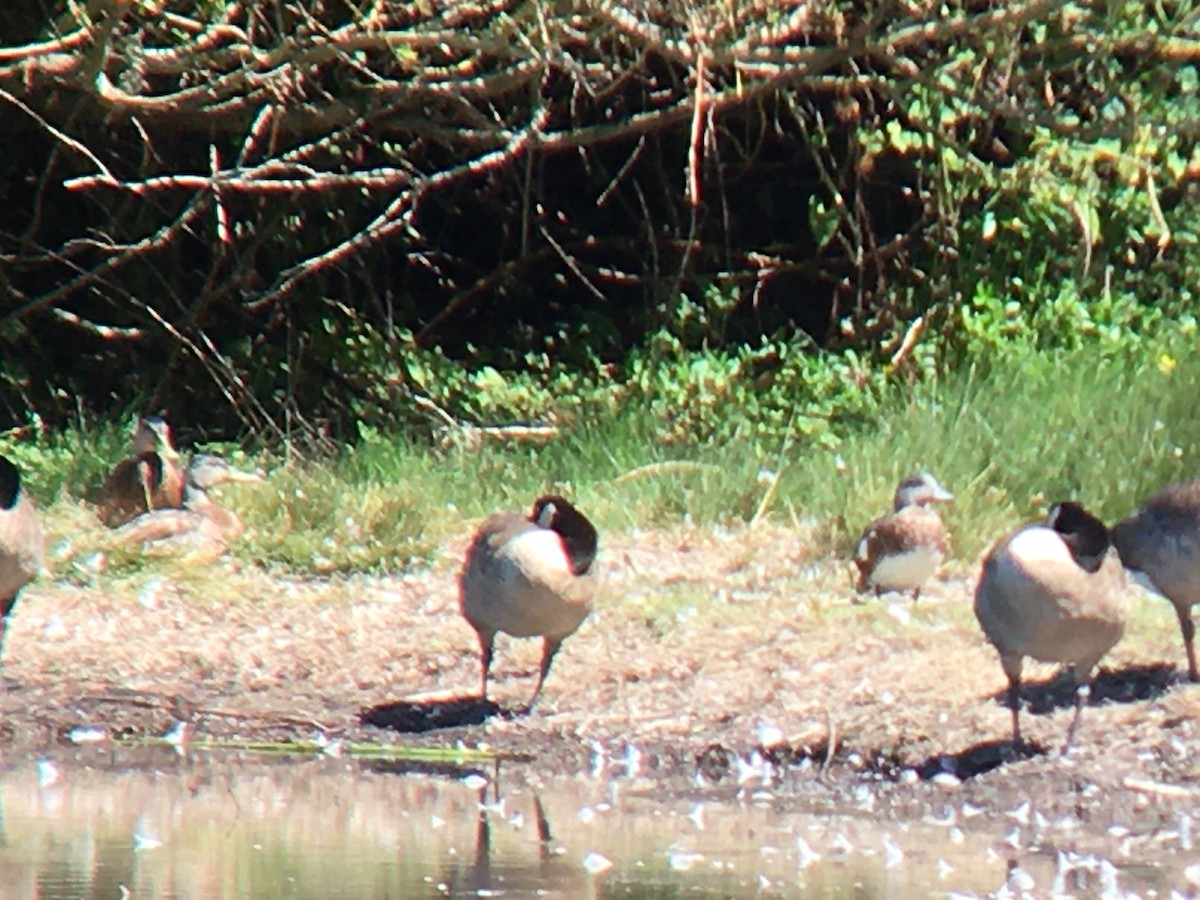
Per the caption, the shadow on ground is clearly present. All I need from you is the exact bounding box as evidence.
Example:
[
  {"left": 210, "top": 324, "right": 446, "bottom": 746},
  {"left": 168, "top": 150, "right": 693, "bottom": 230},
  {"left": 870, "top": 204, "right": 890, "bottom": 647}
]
[
  {"left": 912, "top": 662, "right": 1179, "bottom": 781},
  {"left": 915, "top": 738, "right": 1046, "bottom": 781},
  {"left": 993, "top": 662, "right": 1177, "bottom": 715},
  {"left": 361, "top": 695, "right": 506, "bottom": 733}
]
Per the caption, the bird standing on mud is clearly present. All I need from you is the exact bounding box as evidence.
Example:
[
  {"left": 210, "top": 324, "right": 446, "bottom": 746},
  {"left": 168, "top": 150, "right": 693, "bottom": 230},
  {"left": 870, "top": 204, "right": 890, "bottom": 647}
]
[
  {"left": 0, "top": 455, "right": 44, "bottom": 659},
  {"left": 459, "top": 495, "right": 599, "bottom": 711},
  {"left": 1111, "top": 480, "right": 1200, "bottom": 682},
  {"left": 115, "top": 454, "right": 261, "bottom": 557},
  {"left": 974, "top": 501, "right": 1129, "bottom": 754},
  {"left": 97, "top": 416, "right": 186, "bottom": 526},
  {"left": 854, "top": 472, "right": 954, "bottom": 601}
]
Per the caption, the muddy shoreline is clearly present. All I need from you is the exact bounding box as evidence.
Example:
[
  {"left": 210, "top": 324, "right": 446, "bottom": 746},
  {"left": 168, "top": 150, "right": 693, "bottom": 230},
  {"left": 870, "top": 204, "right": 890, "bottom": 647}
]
[{"left": 2, "top": 524, "right": 1198, "bottom": 830}]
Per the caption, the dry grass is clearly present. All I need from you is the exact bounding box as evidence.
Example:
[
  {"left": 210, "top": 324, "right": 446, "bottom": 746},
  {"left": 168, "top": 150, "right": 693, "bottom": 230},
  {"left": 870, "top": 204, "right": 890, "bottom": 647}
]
[{"left": 4, "top": 517, "right": 1195, "bottom": 806}]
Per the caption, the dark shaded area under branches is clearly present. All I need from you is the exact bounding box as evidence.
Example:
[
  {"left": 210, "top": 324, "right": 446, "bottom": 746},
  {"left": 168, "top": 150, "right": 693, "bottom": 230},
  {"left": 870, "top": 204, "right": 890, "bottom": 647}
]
[
  {"left": 0, "top": 96, "right": 919, "bottom": 439},
  {"left": 2, "top": 0, "right": 1189, "bottom": 442}
]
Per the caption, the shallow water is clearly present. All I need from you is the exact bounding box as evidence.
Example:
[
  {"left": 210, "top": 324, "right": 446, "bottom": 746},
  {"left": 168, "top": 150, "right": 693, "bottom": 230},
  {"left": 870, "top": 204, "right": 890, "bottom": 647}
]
[{"left": 0, "top": 747, "right": 1194, "bottom": 898}]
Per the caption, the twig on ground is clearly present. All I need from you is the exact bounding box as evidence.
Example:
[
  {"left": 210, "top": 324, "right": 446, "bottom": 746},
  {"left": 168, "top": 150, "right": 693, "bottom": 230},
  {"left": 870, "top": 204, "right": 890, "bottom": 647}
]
[
  {"left": 1121, "top": 776, "right": 1194, "bottom": 798},
  {"left": 612, "top": 461, "right": 723, "bottom": 486},
  {"left": 821, "top": 708, "right": 838, "bottom": 774},
  {"left": 413, "top": 394, "right": 558, "bottom": 450},
  {"left": 86, "top": 692, "right": 332, "bottom": 732}
]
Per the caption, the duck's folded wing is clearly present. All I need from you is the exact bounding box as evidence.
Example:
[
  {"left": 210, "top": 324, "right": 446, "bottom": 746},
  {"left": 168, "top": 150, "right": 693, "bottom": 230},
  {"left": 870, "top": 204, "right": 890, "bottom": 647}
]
[{"left": 115, "top": 509, "right": 207, "bottom": 544}]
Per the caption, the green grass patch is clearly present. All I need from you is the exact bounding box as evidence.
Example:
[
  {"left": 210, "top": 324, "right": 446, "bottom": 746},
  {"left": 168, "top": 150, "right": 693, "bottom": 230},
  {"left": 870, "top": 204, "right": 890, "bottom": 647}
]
[
  {"left": 4, "top": 317, "right": 1198, "bottom": 579},
  {"left": 114, "top": 735, "right": 506, "bottom": 762}
]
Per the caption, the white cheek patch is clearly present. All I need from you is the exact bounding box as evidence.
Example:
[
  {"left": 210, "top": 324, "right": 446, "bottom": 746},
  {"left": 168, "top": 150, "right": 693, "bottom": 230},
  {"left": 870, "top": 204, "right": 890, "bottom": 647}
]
[
  {"left": 853, "top": 534, "right": 870, "bottom": 562},
  {"left": 535, "top": 502, "right": 557, "bottom": 529},
  {"left": 504, "top": 528, "right": 570, "bottom": 577},
  {"left": 1006, "top": 526, "right": 1073, "bottom": 567}
]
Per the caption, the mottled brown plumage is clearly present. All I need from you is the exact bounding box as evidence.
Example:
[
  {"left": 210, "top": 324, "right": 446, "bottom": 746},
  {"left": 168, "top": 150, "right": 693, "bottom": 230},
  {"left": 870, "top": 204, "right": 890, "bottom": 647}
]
[
  {"left": 974, "top": 502, "right": 1130, "bottom": 753},
  {"left": 0, "top": 455, "right": 44, "bottom": 659},
  {"left": 1111, "top": 480, "right": 1200, "bottom": 682},
  {"left": 97, "top": 417, "right": 185, "bottom": 527},
  {"left": 459, "top": 495, "right": 599, "bottom": 710},
  {"left": 115, "top": 455, "right": 261, "bottom": 557},
  {"left": 854, "top": 472, "right": 953, "bottom": 601}
]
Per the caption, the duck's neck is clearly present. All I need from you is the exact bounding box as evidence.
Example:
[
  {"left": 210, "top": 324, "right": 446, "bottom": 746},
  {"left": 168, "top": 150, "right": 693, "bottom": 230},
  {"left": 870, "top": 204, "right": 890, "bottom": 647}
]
[{"left": 183, "top": 485, "right": 213, "bottom": 512}]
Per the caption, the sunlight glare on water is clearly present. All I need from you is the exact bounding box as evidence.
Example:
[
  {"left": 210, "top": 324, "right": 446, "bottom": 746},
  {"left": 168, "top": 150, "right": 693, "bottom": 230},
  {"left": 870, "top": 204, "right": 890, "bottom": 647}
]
[{"left": 0, "top": 748, "right": 1185, "bottom": 898}]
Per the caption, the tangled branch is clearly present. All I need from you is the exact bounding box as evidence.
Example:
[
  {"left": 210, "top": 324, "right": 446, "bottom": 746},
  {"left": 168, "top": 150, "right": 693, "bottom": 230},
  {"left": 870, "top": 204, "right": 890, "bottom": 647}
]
[{"left": 1, "top": 0, "right": 1172, "bottom": 435}]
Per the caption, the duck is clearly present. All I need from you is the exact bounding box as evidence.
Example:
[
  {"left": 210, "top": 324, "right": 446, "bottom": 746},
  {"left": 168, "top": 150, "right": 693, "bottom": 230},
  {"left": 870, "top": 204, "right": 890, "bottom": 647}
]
[
  {"left": 853, "top": 471, "right": 954, "bottom": 601},
  {"left": 459, "top": 495, "right": 599, "bottom": 710},
  {"left": 97, "top": 416, "right": 186, "bottom": 526},
  {"left": 974, "top": 501, "right": 1130, "bottom": 753},
  {"left": 1110, "top": 480, "right": 1200, "bottom": 682},
  {"left": 0, "top": 454, "right": 44, "bottom": 659},
  {"left": 115, "top": 454, "right": 261, "bottom": 556}
]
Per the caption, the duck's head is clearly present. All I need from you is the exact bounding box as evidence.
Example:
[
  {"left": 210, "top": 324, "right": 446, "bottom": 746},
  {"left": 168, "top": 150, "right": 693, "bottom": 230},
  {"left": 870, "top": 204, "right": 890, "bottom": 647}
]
[
  {"left": 132, "top": 416, "right": 180, "bottom": 461},
  {"left": 1046, "top": 500, "right": 1110, "bottom": 573},
  {"left": 530, "top": 495, "right": 598, "bottom": 576},
  {"left": 185, "top": 454, "right": 263, "bottom": 492},
  {"left": 893, "top": 472, "right": 954, "bottom": 511}
]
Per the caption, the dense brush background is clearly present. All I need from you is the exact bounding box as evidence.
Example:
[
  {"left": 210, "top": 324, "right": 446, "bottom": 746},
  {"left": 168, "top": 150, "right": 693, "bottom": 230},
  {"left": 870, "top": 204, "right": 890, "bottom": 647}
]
[{"left": 2, "top": 0, "right": 1199, "bottom": 572}]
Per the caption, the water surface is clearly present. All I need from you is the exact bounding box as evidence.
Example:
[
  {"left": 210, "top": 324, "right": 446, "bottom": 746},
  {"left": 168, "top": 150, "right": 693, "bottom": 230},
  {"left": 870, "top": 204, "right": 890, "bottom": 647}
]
[{"left": 0, "top": 747, "right": 1192, "bottom": 897}]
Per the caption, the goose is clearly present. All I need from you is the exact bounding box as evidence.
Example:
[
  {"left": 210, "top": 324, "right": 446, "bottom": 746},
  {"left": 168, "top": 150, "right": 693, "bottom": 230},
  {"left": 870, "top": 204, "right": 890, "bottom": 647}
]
[
  {"left": 115, "top": 454, "right": 261, "bottom": 556},
  {"left": 974, "top": 501, "right": 1129, "bottom": 753},
  {"left": 459, "top": 495, "right": 598, "bottom": 710},
  {"left": 0, "top": 454, "right": 44, "bottom": 659},
  {"left": 1111, "top": 480, "right": 1200, "bottom": 682},
  {"left": 97, "top": 416, "right": 186, "bottom": 526},
  {"left": 854, "top": 472, "right": 954, "bottom": 601}
]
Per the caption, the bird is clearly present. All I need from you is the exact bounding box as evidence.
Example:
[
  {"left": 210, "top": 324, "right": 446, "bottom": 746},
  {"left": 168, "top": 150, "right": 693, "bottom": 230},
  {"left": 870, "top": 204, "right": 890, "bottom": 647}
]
[
  {"left": 974, "top": 501, "right": 1130, "bottom": 753},
  {"left": 0, "top": 454, "right": 44, "bottom": 659},
  {"left": 853, "top": 471, "right": 954, "bottom": 601},
  {"left": 1110, "top": 480, "right": 1200, "bottom": 682},
  {"left": 114, "top": 454, "right": 261, "bottom": 556},
  {"left": 459, "top": 495, "right": 599, "bottom": 711},
  {"left": 97, "top": 416, "right": 186, "bottom": 526}
]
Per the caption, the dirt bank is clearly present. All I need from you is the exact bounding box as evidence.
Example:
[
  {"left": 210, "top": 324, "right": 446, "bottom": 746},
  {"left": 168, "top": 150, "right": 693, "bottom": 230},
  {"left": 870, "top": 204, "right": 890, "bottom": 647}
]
[{"left": 3, "top": 523, "right": 1198, "bottom": 826}]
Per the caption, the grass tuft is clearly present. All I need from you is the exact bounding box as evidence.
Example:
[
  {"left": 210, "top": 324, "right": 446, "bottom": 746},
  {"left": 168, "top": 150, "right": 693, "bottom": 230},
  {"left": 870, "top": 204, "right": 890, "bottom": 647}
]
[{"left": 4, "top": 323, "right": 1198, "bottom": 580}]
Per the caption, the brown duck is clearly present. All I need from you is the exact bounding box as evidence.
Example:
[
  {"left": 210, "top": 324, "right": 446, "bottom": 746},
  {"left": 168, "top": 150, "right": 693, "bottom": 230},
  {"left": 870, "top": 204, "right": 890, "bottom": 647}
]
[
  {"left": 115, "top": 454, "right": 261, "bottom": 556},
  {"left": 459, "top": 495, "right": 599, "bottom": 710},
  {"left": 0, "top": 454, "right": 44, "bottom": 658},
  {"left": 974, "top": 501, "right": 1129, "bottom": 753},
  {"left": 97, "top": 416, "right": 185, "bottom": 526},
  {"left": 1111, "top": 480, "right": 1200, "bottom": 682},
  {"left": 854, "top": 472, "right": 954, "bottom": 601}
]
